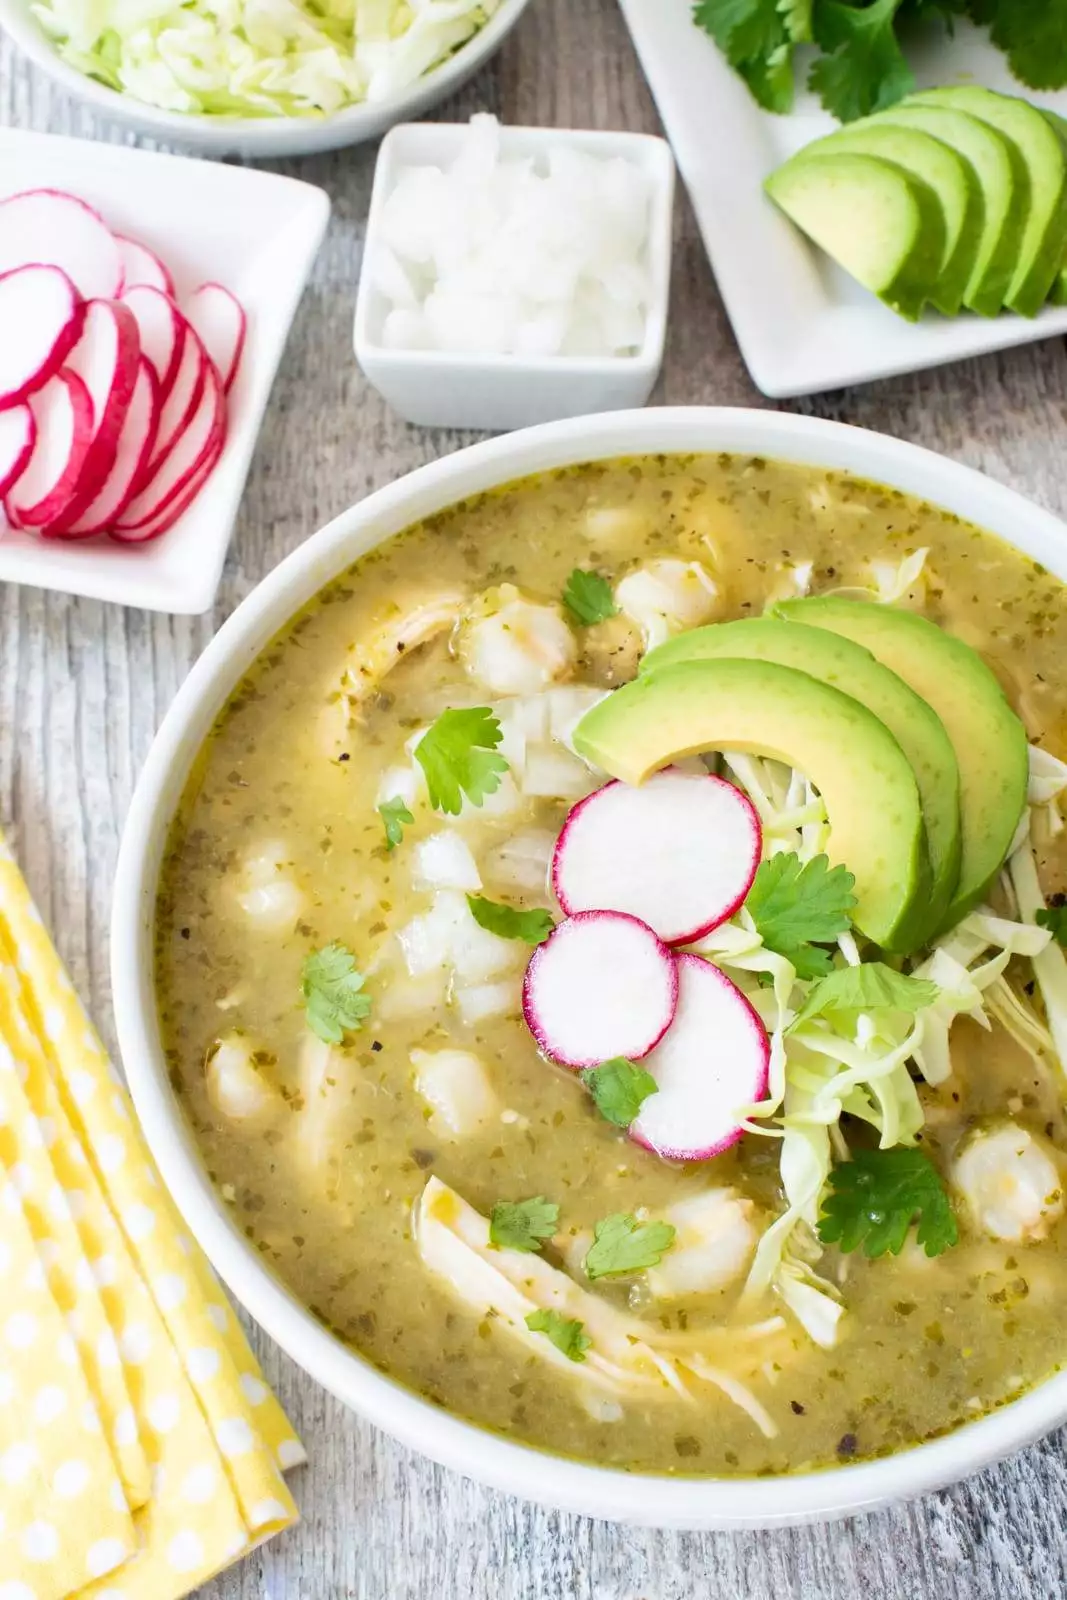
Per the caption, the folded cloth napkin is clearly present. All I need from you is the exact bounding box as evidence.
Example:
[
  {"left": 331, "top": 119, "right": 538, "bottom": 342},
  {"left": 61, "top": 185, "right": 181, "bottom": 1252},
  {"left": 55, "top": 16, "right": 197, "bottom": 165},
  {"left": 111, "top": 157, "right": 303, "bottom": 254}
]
[{"left": 0, "top": 830, "right": 305, "bottom": 1600}]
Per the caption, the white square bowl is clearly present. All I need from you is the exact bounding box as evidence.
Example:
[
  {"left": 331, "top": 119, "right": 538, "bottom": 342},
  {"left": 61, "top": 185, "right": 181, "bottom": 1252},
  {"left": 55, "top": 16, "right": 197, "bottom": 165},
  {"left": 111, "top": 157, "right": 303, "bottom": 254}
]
[
  {"left": 0, "top": 128, "right": 330, "bottom": 613},
  {"left": 353, "top": 122, "right": 675, "bottom": 431}
]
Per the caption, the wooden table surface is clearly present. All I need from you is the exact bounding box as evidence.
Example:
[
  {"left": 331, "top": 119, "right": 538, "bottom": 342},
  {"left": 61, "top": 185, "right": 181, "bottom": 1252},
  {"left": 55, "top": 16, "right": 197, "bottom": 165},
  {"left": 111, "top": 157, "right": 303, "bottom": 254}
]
[{"left": 4, "top": 0, "right": 1067, "bottom": 1594}]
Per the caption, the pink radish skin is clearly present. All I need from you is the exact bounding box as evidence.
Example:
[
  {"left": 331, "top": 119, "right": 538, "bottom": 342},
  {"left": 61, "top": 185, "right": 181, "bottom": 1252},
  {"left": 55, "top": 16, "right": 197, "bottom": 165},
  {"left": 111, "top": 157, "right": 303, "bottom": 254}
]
[
  {"left": 5, "top": 370, "right": 94, "bottom": 529},
  {"left": 0, "top": 265, "right": 84, "bottom": 412},
  {"left": 185, "top": 282, "right": 246, "bottom": 393},
  {"left": 0, "top": 404, "right": 36, "bottom": 498},
  {"left": 523, "top": 910, "right": 678, "bottom": 1070},
  {"left": 145, "top": 325, "right": 206, "bottom": 476},
  {"left": 59, "top": 359, "right": 160, "bottom": 538},
  {"left": 40, "top": 299, "right": 141, "bottom": 536},
  {"left": 630, "top": 954, "right": 770, "bottom": 1162},
  {"left": 121, "top": 286, "right": 185, "bottom": 399},
  {"left": 115, "top": 359, "right": 223, "bottom": 531},
  {"left": 115, "top": 235, "right": 175, "bottom": 298},
  {"left": 0, "top": 190, "right": 123, "bottom": 300},
  {"left": 109, "top": 429, "right": 223, "bottom": 544},
  {"left": 553, "top": 770, "right": 763, "bottom": 946}
]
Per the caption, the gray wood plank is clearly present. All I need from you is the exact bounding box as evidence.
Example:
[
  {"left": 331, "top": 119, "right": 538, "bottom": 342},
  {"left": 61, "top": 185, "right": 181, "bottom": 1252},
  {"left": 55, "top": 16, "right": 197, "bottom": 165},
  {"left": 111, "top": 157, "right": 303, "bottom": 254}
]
[{"left": 3, "top": 0, "right": 1067, "bottom": 1592}]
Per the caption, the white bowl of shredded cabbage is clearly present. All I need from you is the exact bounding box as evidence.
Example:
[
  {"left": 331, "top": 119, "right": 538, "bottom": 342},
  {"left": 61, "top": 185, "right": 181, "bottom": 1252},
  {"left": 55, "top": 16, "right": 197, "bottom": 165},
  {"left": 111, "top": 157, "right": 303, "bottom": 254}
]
[{"left": 0, "top": 0, "right": 531, "bottom": 157}]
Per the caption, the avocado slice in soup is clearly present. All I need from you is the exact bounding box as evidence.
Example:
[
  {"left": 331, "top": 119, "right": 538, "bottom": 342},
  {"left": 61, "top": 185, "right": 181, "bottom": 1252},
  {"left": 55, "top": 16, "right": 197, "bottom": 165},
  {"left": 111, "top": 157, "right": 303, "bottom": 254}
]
[
  {"left": 764, "top": 150, "right": 946, "bottom": 321},
  {"left": 777, "top": 597, "right": 1028, "bottom": 934},
  {"left": 572, "top": 655, "right": 931, "bottom": 953},
  {"left": 910, "top": 86, "right": 1067, "bottom": 317},
  {"left": 802, "top": 121, "right": 983, "bottom": 317},
  {"left": 641, "top": 616, "right": 961, "bottom": 945},
  {"left": 873, "top": 102, "right": 1025, "bottom": 317}
]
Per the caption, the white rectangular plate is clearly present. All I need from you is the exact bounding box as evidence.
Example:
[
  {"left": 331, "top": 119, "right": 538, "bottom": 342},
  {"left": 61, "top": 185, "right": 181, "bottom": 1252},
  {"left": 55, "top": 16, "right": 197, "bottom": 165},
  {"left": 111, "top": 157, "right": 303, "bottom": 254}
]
[
  {"left": 0, "top": 129, "right": 330, "bottom": 613},
  {"left": 618, "top": 1, "right": 1067, "bottom": 397}
]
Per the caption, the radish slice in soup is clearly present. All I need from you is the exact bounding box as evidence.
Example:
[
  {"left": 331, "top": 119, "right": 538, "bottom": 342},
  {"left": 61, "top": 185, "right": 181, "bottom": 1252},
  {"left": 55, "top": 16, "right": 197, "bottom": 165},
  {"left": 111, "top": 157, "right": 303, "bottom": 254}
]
[
  {"left": 523, "top": 910, "right": 678, "bottom": 1069},
  {"left": 0, "top": 264, "right": 83, "bottom": 410},
  {"left": 630, "top": 954, "right": 769, "bottom": 1162},
  {"left": 552, "top": 770, "right": 762, "bottom": 945},
  {"left": 0, "top": 190, "right": 123, "bottom": 300}
]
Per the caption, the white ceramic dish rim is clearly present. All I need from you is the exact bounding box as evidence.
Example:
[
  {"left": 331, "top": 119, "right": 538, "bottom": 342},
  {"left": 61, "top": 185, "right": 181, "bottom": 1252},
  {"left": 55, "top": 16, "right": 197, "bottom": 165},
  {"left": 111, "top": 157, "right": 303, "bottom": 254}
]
[
  {"left": 112, "top": 406, "right": 1067, "bottom": 1529},
  {"left": 0, "top": 0, "right": 530, "bottom": 149},
  {"left": 354, "top": 123, "right": 675, "bottom": 375}
]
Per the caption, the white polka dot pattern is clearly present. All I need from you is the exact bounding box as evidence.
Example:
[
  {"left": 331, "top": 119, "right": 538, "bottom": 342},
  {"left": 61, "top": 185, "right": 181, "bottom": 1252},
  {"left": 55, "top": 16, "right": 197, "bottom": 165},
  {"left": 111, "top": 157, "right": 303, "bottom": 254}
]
[{"left": 0, "top": 838, "right": 303, "bottom": 1599}]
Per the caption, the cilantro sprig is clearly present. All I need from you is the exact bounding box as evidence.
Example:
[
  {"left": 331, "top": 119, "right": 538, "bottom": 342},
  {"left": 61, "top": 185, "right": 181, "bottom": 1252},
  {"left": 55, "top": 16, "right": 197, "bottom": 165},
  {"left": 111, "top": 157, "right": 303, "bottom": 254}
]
[
  {"left": 467, "top": 895, "right": 555, "bottom": 945},
  {"left": 584, "top": 1212, "right": 676, "bottom": 1280},
  {"left": 745, "top": 851, "right": 857, "bottom": 978},
  {"left": 1036, "top": 901, "right": 1067, "bottom": 945},
  {"left": 791, "top": 961, "right": 938, "bottom": 1030},
  {"left": 581, "top": 1059, "right": 658, "bottom": 1128},
  {"left": 378, "top": 795, "right": 413, "bottom": 850},
  {"left": 414, "top": 707, "right": 509, "bottom": 815},
  {"left": 525, "top": 1309, "right": 591, "bottom": 1362},
  {"left": 563, "top": 569, "right": 618, "bottom": 626},
  {"left": 818, "top": 1147, "right": 959, "bottom": 1259},
  {"left": 301, "top": 942, "right": 371, "bottom": 1045},
  {"left": 489, "top": 1196, "right": 559, "bottom": 1253}
]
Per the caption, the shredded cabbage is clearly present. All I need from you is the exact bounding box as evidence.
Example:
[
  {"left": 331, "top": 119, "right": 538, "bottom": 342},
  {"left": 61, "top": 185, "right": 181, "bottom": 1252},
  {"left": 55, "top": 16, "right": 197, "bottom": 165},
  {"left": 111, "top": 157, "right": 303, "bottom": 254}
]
[{"left": 32, "top": 0, "right": 500, "bottom": 119}]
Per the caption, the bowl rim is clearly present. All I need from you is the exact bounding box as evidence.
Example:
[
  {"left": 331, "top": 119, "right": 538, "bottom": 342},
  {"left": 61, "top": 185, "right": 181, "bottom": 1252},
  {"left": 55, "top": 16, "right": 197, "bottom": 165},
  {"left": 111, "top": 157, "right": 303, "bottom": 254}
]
[
  {"left": 112, "top": 406, "right": 1067, "bottom": 1529},
  {"left": 0, "top": 0, "right": 531, "bottom": 143}
]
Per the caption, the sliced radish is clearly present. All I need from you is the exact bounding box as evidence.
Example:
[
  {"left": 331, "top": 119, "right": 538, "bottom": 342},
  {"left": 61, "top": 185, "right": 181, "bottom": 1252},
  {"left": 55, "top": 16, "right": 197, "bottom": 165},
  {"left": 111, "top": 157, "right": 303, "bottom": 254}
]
[
  {"left": 522, "top": 910, "right": 678, "bottom": 1069},
  {"left": 115, "top": 358, "right": 223, "bottom": 531},
  {"left": 39, "top": 298, "right": 141, "bottom": 535},
  {"left": 552, "top": 770, "right": 762, "bottom": 946},
  {"left": 115, "top": 234, "right": 175, "bottom": 298},
  {"left": 121, "top": 286, "right": 185, "bottom": 399},
  {"left": 0, "top": 265, "right": 84, "bottom": 411},
  {"left": 144, "top": 324, "right": 206, "bottom": 477},
  {"left": 0, "top": 404, "right": 35, "bottom": 498},
  {"left": 630, "top": 954, "right": 769, "bottom": 1162},
  {"left": 4, "top": 369, "right": 93, "bottom": 529},
  {"left": 185, "top": 282, "right": 246, "bottom": 392},
  {"left": 0, "top": 190, "right": 123, "bottom": 300},
  {"left": 59, "top": 358, "right": 159, "bottom": 537},
  {"left": 109, "top": 430, "right": 223, "bottom": 544}
]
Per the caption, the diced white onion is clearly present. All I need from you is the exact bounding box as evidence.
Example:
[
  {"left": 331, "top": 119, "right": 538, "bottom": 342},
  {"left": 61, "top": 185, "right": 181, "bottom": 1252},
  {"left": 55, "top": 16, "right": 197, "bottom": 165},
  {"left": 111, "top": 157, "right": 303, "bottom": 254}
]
[
  {"left": 413, "top": 832, "right": 482, "bottom": 892},
  {"left": 412, "top": 1048, "right": 499, "bottom": 1138},
  {"left": 455, "top": 979, "right": 521, "bottom": 1025}
]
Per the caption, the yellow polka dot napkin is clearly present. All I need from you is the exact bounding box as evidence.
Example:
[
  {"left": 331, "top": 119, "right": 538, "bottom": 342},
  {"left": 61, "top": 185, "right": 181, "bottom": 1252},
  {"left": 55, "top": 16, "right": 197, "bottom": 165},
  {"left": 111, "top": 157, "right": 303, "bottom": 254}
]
[{"left": 0, "top": 830, "right": 305, "bottom": 1600}]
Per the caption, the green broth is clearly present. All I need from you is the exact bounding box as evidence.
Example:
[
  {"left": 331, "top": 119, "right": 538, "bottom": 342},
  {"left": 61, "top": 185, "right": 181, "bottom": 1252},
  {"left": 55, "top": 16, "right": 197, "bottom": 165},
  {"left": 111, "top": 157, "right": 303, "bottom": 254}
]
[{"left": 156, "top": 454, "right": 1067, "bottom": 1476}]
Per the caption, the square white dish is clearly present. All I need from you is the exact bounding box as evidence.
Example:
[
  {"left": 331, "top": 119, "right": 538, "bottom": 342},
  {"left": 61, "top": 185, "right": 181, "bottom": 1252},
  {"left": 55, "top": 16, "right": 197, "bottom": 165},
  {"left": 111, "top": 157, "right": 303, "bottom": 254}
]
[
  {"left": 0, "top": 128, "right": 330, "bottom": 613},
  {"left": 354, "top": 122, "right": 675, "bottom": 431},
  {"left": 618, "top": 0, "right": 1067, "bottom": 398}
]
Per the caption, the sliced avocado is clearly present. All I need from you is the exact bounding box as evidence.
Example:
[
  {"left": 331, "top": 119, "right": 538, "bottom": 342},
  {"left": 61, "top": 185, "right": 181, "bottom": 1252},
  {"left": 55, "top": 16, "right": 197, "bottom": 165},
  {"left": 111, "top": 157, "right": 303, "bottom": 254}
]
[
  {"left": 911, "top": 87, "right": 1067, "bottom": 317},
  {"left": 776, "top": 598, "right": 1028, "bottom": 932},
  {"left": 1041, "top": 110, "right": 1067, "bottom": 304},
  {"left": 803, "top": 122, "right": 982, "bottom": 316},
  {"left": 764, "top": 151, "right": 946, "bottom": 321},
  {"left": 876, "top": 102, "right": 1025, "bottom": 316},
  {"left": 572, "top": 657, "right": 930, "bottom": 952},
  {"left": 642, "top": 617, "right": 961, "bottom": 943}
]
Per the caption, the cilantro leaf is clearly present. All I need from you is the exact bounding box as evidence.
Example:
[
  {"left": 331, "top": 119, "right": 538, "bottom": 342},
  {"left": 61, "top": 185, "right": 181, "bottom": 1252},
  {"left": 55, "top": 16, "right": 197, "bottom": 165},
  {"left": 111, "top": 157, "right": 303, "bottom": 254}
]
[
  {"left": 584, "top": 1213, "right": 676, "bottom": 1280},
  {"left": 489, "top": 1196, "right": 560, "bottom": 1253},
  {"left": 301, "top": 942, "right": 371, "bottom": 1044},
  {"left": 745, "top": 851, "right": 856, "bottom": 978},
  {"left": 525, "top": 1309, "right": 591, "bottom": 1362},
  {"left": 467, "top": 895, "right": 555, "bottom": 945},
  {"left": 563, "top": 569, "right": 618, "bottom": 626},
  {"left": 808, "top": 0, "right": 914, "bottom": 123},
  {"left": 1036, "top": 902, "right": 1067, "bottom": 945},
  {"left": 414, "top": 707, "right": 509, "bottom": 816},
  {"left": 791, "top": 962, "right": 939, "bottom": 1030},
  {"left": 379, "top": 795, "right": 414, "bottom": 851},
  {"left": 581, "top": 1059, "right": 658, "bottom": 1128},
  {"left": 988, "top": 0, "right": 1067, "bottom": 91},
  {"left": 693, "top": 0, "right": 797, "bottom": 112},
  {"left": 817, "top": 1147, "right": 958, "bottom": 1259}
]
